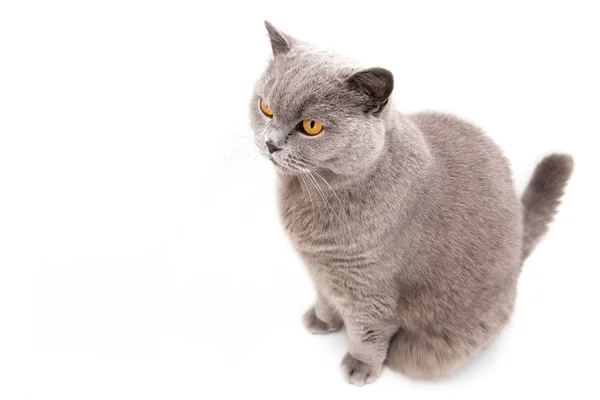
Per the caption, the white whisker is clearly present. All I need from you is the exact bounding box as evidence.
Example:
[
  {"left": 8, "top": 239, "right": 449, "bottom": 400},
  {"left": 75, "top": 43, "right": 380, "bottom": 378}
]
[
  {"left": 298, "top": 174, "right": 317, "bottom": 230},
  {"left": 308, "top": 170, "right": 359, "bottom": 242}
]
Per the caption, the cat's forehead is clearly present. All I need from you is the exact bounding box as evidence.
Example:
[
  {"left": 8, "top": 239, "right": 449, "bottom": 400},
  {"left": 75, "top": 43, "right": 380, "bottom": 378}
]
[{"left": 260, "top": 48, "right": 359, "bottom": 120}]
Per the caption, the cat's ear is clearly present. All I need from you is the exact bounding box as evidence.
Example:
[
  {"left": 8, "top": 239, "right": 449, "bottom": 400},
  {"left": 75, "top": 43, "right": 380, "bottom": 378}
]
[
  {"left": 347, "top": 67, "right": 394, "bottom": 114},
  {"left": 264, "top": 21, "right": 294, "bottom": 56}
]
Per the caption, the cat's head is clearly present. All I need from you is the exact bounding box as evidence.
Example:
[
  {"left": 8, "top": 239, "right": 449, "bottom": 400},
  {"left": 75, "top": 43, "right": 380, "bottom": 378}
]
[{"left": 249, "top": 21, "right": 394, "bottom": 177}]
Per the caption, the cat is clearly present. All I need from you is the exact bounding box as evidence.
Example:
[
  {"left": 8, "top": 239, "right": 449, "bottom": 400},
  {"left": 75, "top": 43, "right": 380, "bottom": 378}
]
[{"left": 248, "top": 21, "right": 573, "bottom": 386}]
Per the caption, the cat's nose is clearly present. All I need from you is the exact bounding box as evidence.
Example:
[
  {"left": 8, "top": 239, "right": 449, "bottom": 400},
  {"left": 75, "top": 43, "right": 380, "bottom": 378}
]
[{"left": 266, "top": 140, "right": 282, "bottom": 154}]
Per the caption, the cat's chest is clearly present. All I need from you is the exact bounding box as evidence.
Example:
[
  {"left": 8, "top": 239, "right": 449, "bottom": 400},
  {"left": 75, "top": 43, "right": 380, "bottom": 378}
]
[
  {"left": 276, "top": 176, "right": 390, "bottom": 258},
  {"left": 277, "top": 176, "right": 398, "bottom": 300}
]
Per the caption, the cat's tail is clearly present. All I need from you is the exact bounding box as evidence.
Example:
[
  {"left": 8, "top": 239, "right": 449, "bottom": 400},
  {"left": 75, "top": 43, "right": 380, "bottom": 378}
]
[{"left": 521, "top": 153, "right": 574, "bottom": 261}]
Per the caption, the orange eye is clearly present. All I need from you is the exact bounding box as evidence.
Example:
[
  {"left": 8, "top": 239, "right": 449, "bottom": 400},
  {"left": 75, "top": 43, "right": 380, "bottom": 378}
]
[
  {"left": 259, "top": 99, "right": 273, "bottom": 117},
  {"left": 301, "top": 119, "right": 323, "bottom": 135}
]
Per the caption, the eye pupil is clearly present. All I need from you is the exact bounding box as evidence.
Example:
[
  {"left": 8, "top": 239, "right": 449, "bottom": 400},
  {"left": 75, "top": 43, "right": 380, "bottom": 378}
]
[
  {"left": 260, "top": 99, "right": 273, "bottom": 117},
  {"left": 301, "top": 119, "right": 322, "bottom": 135}
]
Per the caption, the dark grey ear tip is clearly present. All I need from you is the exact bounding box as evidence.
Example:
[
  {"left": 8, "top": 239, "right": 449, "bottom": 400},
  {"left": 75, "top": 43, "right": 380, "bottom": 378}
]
[
  {"left": 368, "top": 67, "right": 393, "bottom": 77},
  {"left": 363, "top": 67, "right": 394, "bottom": 89},
  {"left": 348, "top": 67, "right": 394, "bottom": 87},
  {"left": 347, "top": 67, "right": 394, "bottom": 112},
  {"left": 380, "top": 68, "right": 394, "bottom": 82}
]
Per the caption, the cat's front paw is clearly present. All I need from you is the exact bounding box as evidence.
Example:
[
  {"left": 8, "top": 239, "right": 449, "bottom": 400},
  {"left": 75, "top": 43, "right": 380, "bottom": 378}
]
[
  {"left": 302, "top": 306, "right": 343, "bottom": 334},
  {"left": 340, "top": 352, "right": 381, "bottom": 386}
]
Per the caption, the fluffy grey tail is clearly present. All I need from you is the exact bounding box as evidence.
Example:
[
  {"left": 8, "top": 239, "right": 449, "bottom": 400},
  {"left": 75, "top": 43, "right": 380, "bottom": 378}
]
[{"left": 521, "top": 153, "right": 574, "bottom": 261}]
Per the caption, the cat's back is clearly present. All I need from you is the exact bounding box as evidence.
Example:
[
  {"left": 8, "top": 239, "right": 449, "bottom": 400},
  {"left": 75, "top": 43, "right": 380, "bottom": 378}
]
[
  {"left": 408, "top": 111, "right": 507, "bottom": 175},
  {"left": 404, "top": 110, "right": 523, "bottom": 273},
  {"left": 407, "top": 111, "right": 517, "bottom": 204},
  {"left": 392, "top": 111, "right": 524, "bottom": 336}
]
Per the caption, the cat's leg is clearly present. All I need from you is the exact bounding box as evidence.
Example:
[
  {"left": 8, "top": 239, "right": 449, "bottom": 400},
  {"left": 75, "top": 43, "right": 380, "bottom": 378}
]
[
  {"left": 386, "top": 328, "right": 472, "bottom": 379},
  {"left": 302, "top": 293, "right": 343, "bottom": 334},
  {"left": 340, "top": 319, "right": 398, "bottom": 386}
]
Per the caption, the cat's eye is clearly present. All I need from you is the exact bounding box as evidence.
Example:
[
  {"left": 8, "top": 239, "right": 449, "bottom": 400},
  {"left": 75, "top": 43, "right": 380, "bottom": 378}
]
[
  {"left": 259, "top": 98, "right": 273, "bottom": 117},
  {"left": 301, "top": 119, "right": 323, "bottom": 136}
]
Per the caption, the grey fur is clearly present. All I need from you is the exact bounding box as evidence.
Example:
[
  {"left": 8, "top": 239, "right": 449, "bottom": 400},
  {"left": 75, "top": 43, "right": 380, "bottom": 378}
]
[
  {"left": 521, "top": 153, "right": 574, "bottom": 260},
  {"left": 249, "top": 21, "right": 573, "bottom": 385},
  {"left": 264, "top": 21, "right": 294, "bottom": 56}
]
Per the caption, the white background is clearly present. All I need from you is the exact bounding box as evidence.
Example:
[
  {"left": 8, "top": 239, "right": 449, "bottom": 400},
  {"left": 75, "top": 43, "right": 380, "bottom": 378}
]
[{"left": 1, "top": 1, "right": 599, "bottom": 399}]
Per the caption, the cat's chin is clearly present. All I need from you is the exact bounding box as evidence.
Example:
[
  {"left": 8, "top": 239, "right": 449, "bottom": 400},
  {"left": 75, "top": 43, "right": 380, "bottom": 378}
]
[{"left": 270, "top": 159, "right": 295, "bottom": 175}]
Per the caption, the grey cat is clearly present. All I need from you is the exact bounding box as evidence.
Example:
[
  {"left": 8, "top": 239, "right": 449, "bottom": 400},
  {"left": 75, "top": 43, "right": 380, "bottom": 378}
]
[{"left": 249, "top": 21, "right": 573, "bottom": 386}]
